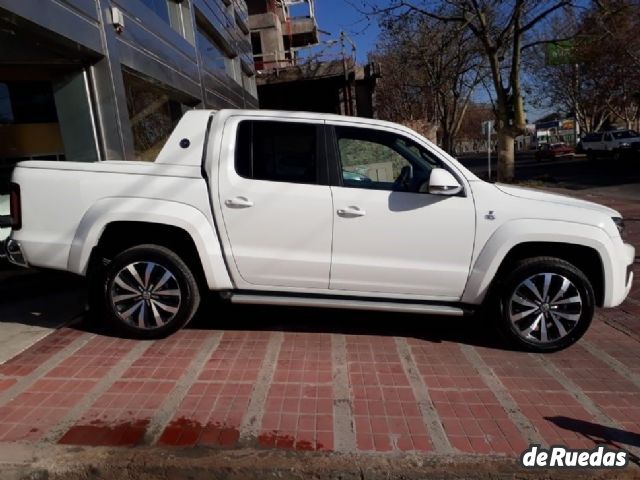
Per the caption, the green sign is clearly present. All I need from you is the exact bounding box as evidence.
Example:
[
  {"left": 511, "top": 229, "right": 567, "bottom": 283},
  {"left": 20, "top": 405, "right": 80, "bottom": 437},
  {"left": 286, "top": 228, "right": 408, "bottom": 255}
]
[{"left": 546, "top": 40, "right": 575, "bottom": 66}]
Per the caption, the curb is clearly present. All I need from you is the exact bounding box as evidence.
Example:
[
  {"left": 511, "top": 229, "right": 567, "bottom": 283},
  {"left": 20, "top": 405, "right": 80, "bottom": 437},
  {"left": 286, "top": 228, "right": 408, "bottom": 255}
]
[{"left": 1, "top": 444, "right": 638, "bottom": 480}]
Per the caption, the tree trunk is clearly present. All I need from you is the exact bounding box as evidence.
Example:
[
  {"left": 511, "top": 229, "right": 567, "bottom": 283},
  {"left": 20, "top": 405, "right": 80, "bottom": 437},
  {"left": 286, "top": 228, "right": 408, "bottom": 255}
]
[
  {"left": 441, "top": 130, "right": 454, "bottom": 154},
  {"left": 497, "top": 130, "right": 515, "bottom": 183}
]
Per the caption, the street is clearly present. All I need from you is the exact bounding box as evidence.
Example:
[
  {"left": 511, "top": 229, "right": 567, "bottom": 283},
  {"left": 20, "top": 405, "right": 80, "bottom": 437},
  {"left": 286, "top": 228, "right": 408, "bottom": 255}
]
[
  {"left": 458, "top": 152, "right": 640, "bottom": 200},
  {"left": 0, "top": 188, "right": 638, "bottom": 478}
]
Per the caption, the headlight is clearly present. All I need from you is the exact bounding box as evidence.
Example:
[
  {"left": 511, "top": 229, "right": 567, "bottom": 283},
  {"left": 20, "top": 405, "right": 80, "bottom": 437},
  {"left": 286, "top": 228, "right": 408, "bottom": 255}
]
[
  {"left": 620, "top": 142, "right": 630, "bottom": 148},
  {"left": 612, "top": 217, "right": 625, "bottom": 237}
]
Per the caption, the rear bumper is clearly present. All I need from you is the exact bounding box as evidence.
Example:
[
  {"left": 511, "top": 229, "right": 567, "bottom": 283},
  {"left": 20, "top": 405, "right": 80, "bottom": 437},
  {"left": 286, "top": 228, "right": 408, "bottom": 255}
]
[{"left": 2, "top": 238, "right": 29, "bottom": 268}]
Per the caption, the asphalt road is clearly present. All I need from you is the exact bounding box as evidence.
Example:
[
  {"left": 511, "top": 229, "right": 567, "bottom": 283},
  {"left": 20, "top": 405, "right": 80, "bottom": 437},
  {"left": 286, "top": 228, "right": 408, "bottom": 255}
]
[{"left": 457, "top": 152, "right": 640, "bottom": 200}]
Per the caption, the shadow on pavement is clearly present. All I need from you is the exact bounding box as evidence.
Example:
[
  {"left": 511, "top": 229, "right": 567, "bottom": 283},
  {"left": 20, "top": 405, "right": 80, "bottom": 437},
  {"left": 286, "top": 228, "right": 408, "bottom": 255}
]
[
  {"left": 0, "top": 268, "right": 86, "bottom": 363},
  {"left": 545, "top": 416, "right": 640, "bottom": 466},
  {"left": 77, "top": 295, "right": 514, "bottom": 352}
]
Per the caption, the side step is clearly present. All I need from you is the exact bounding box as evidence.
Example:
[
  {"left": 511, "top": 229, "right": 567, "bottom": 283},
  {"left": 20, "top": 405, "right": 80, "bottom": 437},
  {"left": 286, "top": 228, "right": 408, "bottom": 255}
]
[{"left": 229, "top": 294, "right": 467, "bottom": 316}]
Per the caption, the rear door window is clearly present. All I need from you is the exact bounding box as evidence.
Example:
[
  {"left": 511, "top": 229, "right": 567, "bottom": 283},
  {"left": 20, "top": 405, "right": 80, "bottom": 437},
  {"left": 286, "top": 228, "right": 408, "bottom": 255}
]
[{"left": 235, "top": 120, "right": 322, "bottom": 185}]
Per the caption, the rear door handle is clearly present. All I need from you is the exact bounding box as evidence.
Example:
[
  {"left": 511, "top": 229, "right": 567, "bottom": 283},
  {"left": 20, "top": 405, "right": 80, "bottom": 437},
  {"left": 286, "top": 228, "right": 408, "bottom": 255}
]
[
  {"left": 337, "top": 206, "right": 366, "bottom": 217},
  {"left": 225, "top": 196, "right": 254, "bottom": 208}
]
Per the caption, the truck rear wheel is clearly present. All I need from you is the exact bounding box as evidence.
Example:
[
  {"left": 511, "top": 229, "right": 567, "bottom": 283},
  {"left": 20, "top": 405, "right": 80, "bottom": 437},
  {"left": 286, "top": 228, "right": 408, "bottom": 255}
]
[
  {"left": 496, "top": 257, "right": 594, "bottom": 352},
  {"left": 95, "top": 244, "right": 201, "bottom": 339}
]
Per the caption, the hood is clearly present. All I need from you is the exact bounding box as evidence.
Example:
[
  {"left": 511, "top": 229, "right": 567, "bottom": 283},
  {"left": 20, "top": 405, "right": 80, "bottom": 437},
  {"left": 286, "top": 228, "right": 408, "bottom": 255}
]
[{"left": 495, "top": 184, "right": 620, "bottom": 216}]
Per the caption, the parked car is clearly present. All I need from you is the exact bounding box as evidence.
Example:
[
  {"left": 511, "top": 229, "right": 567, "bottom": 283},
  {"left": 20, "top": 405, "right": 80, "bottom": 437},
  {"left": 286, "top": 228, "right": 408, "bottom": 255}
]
[
  {"left": 535, "top": 142, "right": 575, "bottom": 161},
  {"left": 3, "top": 110, "right": 634, "bottom": 352},
  {"left": 580, "top": 130, "right": 640, "bottom": 160}
]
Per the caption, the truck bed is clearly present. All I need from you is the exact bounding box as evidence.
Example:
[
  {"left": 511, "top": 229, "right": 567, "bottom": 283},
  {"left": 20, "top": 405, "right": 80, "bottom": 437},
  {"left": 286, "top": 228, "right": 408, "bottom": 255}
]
[{"left": 9, "top": 160, "right": 212, "bottom": 273}]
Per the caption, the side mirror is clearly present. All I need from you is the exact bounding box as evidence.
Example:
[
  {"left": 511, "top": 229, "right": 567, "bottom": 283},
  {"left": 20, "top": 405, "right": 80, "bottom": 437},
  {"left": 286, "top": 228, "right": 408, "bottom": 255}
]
[{"left": 427, "top": 168, "right": 462, "bottom": 196}]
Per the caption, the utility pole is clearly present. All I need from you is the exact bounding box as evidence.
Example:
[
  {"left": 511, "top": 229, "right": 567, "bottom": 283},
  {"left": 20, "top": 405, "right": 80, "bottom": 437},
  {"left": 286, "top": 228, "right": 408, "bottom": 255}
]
[{"left": 339, "top": 31, "right": 356, "bottom": 116}]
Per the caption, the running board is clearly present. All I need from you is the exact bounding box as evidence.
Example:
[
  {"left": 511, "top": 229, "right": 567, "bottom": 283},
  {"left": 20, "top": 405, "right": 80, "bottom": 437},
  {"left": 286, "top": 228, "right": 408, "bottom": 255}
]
[{"left": 229, "top": 294, "right": 466, "bottom": 316}]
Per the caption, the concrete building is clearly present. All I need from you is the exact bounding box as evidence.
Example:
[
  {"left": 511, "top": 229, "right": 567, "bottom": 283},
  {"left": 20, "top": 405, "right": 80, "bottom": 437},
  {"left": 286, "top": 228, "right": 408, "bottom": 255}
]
[
  {"left": 0, "top": 0, "right": 258, "bottom": 194},
  {"left": 246, "top": 0, "right": 378, "bottom": 117},
  {"left": 247, "top": 0, "right": 318, "bottom": 70},
  {"left": 257, "top": 58, "right": 379, "bottom": 117}
]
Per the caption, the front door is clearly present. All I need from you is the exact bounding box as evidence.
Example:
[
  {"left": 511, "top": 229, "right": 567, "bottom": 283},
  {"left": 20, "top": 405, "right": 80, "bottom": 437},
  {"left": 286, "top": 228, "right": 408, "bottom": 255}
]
[
  {"left": 328, "top": 124, "right": 476, "bottom": 298},
  {"left": 218, "top": 118, "right": 333, "bottom": 289}
]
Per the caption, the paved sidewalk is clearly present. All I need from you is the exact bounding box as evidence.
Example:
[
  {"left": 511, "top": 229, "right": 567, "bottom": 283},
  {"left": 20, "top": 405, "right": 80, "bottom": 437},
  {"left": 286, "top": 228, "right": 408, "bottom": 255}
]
[{"left": 0, "top": 190, "right": 637, "bottom": 478}]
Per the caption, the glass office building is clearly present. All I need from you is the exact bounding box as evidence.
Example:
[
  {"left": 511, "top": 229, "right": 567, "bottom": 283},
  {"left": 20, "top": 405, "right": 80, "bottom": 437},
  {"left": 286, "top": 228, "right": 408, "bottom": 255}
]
[{"left": 0, "top": 0, "right": 258, "bottom": 193}]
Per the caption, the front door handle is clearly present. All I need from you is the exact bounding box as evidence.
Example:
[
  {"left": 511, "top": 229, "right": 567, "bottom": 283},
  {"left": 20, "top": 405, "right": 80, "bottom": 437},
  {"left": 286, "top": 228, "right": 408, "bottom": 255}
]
[
  {"left": 225, "top": 196, "right": 254, "bottom": 208},
  {"left": 337, "top": 206, "right": 366, "bottom": 217}
]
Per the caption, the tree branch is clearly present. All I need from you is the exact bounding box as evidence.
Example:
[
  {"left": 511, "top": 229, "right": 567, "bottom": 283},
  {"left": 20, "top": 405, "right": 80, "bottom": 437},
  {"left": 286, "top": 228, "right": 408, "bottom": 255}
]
[{"left": 519, "top": 1, "right": 571, "bottom": 34}]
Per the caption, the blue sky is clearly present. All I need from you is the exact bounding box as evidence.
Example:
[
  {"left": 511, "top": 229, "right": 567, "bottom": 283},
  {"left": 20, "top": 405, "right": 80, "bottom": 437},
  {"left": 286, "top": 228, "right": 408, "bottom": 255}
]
[
  {"left": 293, "top": 0, "right": 380, "bottom": 63},
  {"left": 307, "top": 0, "right": 550, "bottom": 121}
]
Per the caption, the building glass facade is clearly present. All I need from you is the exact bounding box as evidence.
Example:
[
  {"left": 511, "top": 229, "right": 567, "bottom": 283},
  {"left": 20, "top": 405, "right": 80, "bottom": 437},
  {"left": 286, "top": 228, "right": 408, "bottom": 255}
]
[{"left": 0, "top": 0, "right": 258, "bottom": 171}]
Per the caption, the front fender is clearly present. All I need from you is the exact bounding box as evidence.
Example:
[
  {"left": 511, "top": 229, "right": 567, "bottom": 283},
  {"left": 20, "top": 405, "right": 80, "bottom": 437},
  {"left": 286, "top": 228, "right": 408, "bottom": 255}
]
[
  {"left": 68, "top": 197, "right": 232, "bottom": 290},
  {"left": 461, "top": 219, "right": 614, "bottom": 305}
]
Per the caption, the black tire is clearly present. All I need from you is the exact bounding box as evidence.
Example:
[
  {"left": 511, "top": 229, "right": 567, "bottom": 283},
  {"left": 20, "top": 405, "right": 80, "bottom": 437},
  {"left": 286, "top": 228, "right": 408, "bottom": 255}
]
[
  {"left": 494, "top": 256, "right": 595, "bottom": 352},
  {"left": 94, "top": 244, "right": 201, "bottom": 339},
  {"left": 586, "top": 150, "right": 596, "bottom": 161}
]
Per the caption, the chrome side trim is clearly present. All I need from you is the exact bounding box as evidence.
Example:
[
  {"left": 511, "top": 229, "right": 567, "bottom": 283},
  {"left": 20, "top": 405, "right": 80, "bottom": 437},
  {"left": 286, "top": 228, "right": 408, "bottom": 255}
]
[{"left": 230, "top": 294, "right": 465, "bottom": 316}]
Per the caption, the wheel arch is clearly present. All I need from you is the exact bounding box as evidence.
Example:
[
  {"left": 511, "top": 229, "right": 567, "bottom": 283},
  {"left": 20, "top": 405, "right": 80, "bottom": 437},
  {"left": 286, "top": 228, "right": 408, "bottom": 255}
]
[
  {"left": 68, "top": 197, "right": 232, "bottom": 290},
  {"left": 488, "top": 242, "right": 604, "bottom": 306},
  {"left": 462, "top": 220, "right": 613, "bottom": 307}
]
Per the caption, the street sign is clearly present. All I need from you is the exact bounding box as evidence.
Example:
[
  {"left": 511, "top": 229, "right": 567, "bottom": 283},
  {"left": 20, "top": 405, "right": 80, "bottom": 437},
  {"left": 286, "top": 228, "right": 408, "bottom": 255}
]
[
  {"left": 546, "top": 40, "right": 575, "bottom": 66},
  {"left": 481, "top": 120, "right": 494, "bottom": 136}
]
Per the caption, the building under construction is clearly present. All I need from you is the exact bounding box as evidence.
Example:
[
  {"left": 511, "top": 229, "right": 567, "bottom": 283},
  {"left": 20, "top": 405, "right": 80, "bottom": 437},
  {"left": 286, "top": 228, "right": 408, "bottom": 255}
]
[{"left": 246, "top": 0, "right": 379, "bottom": 117}]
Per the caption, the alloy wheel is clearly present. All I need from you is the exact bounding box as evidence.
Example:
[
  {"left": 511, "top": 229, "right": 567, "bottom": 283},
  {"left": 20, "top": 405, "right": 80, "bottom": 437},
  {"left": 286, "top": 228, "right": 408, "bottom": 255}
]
[
  {"left": 508, "top": 272, "right": 583, "bottom": 345},
  {"left": 109, "top": 261, "right": 182, "bottom": 329}
]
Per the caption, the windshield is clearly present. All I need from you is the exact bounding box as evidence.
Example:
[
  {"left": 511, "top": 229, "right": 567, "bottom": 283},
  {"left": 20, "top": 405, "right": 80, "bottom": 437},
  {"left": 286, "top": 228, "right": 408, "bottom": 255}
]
[{"left": 612, "top": 130, "right": 639, "bottom": 139}]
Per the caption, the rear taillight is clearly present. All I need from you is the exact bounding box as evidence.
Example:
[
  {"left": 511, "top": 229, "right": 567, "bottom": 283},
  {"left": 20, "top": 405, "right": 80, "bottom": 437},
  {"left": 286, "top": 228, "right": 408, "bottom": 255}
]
[{"left": 9, "top": 182, "right": 21, "bottom": 230}]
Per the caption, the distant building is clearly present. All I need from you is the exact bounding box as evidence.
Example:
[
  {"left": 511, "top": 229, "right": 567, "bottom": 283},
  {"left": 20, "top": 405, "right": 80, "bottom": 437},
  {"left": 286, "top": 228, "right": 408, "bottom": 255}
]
[
  {"left": 246, "top": 0, "right": 379, "bottom": 117},
  {"left": 0, "top": 0, "right": 257, "bottom": 193},
  {"left": 535, "top": 117, "right": 577, "bottom": 146},
  {"left": 515, "top": 124, "right": 536, "bottom": 151},
  {"left": 248, "top": 0, "right": 318, "bottom": 70}
]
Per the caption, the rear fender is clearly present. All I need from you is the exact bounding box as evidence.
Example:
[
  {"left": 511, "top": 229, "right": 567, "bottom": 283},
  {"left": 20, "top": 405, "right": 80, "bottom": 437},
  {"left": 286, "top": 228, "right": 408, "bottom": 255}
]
[{"left": 68, "top": 197, "right": 232, "bottom": 290}]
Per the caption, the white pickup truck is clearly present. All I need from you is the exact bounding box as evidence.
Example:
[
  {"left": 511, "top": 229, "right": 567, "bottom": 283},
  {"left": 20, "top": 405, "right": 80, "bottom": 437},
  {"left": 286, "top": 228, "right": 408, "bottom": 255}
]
[
  {"left": 1, "top": 110, "right": 634, "bottom": 351},
  {"left": 580, "top": 129, "right": 640, "bottom": 160}
]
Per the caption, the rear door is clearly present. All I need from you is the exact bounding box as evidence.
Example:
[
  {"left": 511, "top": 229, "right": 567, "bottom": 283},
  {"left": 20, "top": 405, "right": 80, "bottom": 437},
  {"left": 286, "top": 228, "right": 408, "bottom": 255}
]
[{"left": 217, "top": 117, "right": 333, "bottom": 289}]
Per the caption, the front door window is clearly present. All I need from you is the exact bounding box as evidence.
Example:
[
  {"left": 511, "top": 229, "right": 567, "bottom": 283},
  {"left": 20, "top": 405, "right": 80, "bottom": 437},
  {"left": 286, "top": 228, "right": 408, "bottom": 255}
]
[{"left": 335, "top": 126, "right": 439, "bottom": 193}]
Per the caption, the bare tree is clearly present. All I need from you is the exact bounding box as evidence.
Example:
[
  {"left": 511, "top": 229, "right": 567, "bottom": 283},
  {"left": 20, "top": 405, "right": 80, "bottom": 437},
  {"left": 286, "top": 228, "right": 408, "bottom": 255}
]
[
  {"left": 367, "top": 0, "right": 572, "bottom": 182},
  {"left": 374, "top": 12, "right": 485, "bottom": 153},
  {"left": 589, "top": 1, "right": 640, "bottom": 130},
  {"left": 528, "top": 1, "right": 640, "bottom": 132},
  {"left": 457, "top": 102, "right": 494, "bottom": 152}
]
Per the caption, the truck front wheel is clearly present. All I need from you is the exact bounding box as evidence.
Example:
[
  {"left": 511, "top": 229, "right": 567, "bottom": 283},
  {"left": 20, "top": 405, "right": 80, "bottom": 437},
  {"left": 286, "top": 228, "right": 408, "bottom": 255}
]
[
  {"left": 95, "top": 244, "right": 201, "bottom": 339},
  {"left": 496, "top": 257, "right": 595, "bottom": 352}
]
